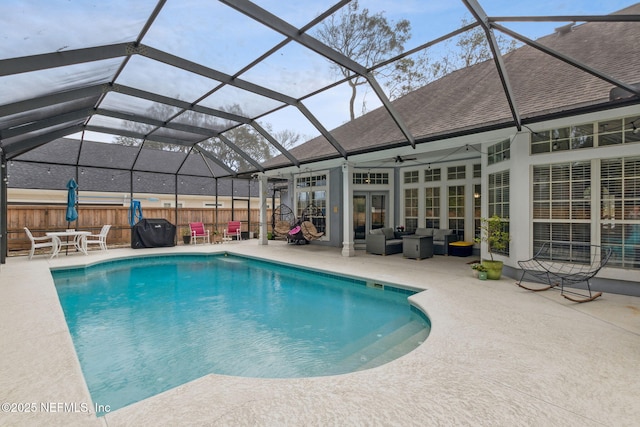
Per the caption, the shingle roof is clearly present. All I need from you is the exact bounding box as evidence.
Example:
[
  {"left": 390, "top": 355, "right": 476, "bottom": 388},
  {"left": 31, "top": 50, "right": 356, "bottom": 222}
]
[
  {"left": 265, "top": 4, "right": 640, "bottom": 167},
  {"left": 8, "top": 138, "right": 259, "bottom": 196}
]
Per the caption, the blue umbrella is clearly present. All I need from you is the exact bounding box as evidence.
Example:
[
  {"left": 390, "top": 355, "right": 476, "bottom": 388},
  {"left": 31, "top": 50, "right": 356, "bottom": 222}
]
[
  {"left": 128, "top": 199, "right": 143, "bottom": 226},
  {"left": 66, "top": 178, "right": 78, "bottom": 223}
]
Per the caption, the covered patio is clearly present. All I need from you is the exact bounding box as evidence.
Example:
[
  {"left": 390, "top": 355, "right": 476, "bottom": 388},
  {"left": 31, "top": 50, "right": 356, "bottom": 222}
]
[{"left": 1, "top": 242, "right": 639, "bottom": 425}]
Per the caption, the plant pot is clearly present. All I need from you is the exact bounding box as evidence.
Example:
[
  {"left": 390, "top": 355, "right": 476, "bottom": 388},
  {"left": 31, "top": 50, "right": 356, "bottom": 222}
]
[
  {"left": 182, "top": 235, "right": 191, "bottom": 244},
  {"left": 482, "top": 260, "right": 503, "bottom": 280},
  {"left": 478, "top": 271, "right": 488, "bottom": 280}
]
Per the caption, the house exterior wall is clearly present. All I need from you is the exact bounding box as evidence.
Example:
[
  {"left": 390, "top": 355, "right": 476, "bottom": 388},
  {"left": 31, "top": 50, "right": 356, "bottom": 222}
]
[
  {"left": 278, "top": 104, "right": 640, "bottom": 293},
  {"left": 496, "top": 105, "right": 640, "bottom": 285}
]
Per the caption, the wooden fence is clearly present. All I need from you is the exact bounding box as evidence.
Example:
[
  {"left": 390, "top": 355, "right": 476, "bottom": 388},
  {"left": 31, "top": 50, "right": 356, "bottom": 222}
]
[{"left": 7, "top": 205, "right": 272, "bottom": 253}]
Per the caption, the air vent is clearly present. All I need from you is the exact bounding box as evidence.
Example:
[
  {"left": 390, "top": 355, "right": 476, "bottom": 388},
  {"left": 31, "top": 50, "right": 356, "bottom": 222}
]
[{"left": 554, "top": 22, "right": 575, "bottom": 35}]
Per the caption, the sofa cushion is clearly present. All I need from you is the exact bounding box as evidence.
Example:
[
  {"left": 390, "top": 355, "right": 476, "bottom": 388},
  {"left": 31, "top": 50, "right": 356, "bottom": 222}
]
[
  {"left": 381, "top": 228, "right": 395, "bottom": 240},
  {"left": 370, "top": 228, "right": 384, "bottom": 235},
  {"left": 415, "top": 228, "right": 434, "bottom": 237},
  {"left": 433, "top": 229, "right": 453, "bottom": 240}
]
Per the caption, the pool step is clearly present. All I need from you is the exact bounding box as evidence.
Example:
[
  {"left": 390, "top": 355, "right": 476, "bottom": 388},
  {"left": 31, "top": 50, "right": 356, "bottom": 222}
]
[
  {"left": 338, "top": 320, "right": 428, "bottom": 371},
  {"left": 337, "top": 316, "right": 410, "bottom": 361},
  {"left": 357, "top": 326, "right": 428, "bottom": 370}
]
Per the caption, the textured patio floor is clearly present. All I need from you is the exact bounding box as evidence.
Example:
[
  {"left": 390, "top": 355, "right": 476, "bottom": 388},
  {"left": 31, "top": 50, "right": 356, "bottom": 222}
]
[{"left": 1, "top": 241, "right": 639, "bottom": 426}]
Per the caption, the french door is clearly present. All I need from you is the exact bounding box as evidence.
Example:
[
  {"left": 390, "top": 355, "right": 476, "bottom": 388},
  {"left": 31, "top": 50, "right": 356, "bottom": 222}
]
[{"left": 353, "top": 192, "right": 388, "bottom": 242}]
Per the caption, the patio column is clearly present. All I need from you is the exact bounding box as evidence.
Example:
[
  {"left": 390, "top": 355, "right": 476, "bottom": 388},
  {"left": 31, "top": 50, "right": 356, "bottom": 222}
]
[
  {"left": 342, "top": 162, "right": 355, "bottom": 257},
  {"left": 258, "top": 174, "right": 268, "bottom": 246},
  {"left": 0, "top": 149, "right": 6, "bottom": 264}
]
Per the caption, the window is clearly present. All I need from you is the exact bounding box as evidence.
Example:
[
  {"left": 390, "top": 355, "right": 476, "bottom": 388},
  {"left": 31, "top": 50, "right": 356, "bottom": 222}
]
[
  {"left": 531, "top": 124, "right": 594, "bottom": 154},
  {"left": 404, "top": 188, "right": 418, "bottom": 232},
  {"left": 488, "top": 139, "right": 510, "bottom": 165},
  {"left": 447, "top": 165, "right": 465, "bottom": 180},
  {"left": 404, "top": 170, "right": 419, "bottom": 184},
  {"left": 424, "top": 187, "right": 440, "bottom": 229},
  {"left": 532, "top": 162, "right": 591, "bottom": 258},
  {"left": 488, "top": 170, "right": 510, "bottom": 218},
  {"left": 487, "top": 172, "right": 509, "bottom": 255},
  {"left": 295, "top": 173, "right": 327, "bottom": 236},
  {"left": 601, "top": 156, "right": 640, "bottom": 268},
  {"left": 163, "top": 202, "right": 183, "bottom": 208},
  {"left": 598, "top": 116, "right": 640, "bottom": 146},
  {"left": 448, "top": 185, "right": 464, "bottom": 238},
  {"left": 353, "top": 172, "right": 389, "bottom": 185},
  {"left": 532, "top": 115, "right": 640, "bottom": 152},
  {"left": 297, "top": 174, "right": 326, "bottom": 188},
  {"left": 473, "top": 163, "right": 481, "bottom": 178},
  {"left": 424, "top": 168, "right": 441, "bottom": 182}
]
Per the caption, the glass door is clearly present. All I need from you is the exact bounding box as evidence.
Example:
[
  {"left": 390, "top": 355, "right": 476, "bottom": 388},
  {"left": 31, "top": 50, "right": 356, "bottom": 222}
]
[
  {"left": 354, "top": 195, "right": 367, "bottom": 240},
  {"left": 353, "top": 192, "right": 387, "bottom": 242}
]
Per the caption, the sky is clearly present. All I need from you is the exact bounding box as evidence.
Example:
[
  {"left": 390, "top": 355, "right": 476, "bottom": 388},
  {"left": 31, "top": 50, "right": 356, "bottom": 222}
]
[{"left": 1, "top": 0, "right": 637, "bottom": 144}]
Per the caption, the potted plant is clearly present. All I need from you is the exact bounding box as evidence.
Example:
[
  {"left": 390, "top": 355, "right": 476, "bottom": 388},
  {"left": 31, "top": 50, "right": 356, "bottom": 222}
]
[
  {"left": 182, "top": 228, "right": 191, "bottom": 244},
  {"left": 470, "top": 263, "right": 488, "bottom": 279},
  {"left": 476, "top": 215, "right": 510, "bottom": 280}
]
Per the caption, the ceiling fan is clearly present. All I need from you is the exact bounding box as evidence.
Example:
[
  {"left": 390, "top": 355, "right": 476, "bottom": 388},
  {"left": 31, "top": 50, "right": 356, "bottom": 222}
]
[{"left": 394, "top": 155, "right": 417, "bottom": 163}]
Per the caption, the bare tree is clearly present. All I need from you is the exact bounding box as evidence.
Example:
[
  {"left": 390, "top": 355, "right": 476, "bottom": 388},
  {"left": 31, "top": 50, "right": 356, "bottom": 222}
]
[
  {"left": 114, "top": 103, "right": 302, "bottom": 170},
  {"left": 315, "top": 0, "right": 411, "bottom": 120},
  {"left": 421, "top": 19, "right": 519, "bottom": 83}
]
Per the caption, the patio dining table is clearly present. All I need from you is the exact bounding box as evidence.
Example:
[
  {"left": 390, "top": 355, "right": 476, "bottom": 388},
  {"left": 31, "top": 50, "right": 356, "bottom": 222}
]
[{"left": 46, "top": 230, "right": 90, "bottom": 258}]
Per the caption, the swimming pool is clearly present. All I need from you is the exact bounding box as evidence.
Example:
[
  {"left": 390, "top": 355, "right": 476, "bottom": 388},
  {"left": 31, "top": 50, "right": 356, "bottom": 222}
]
[{"left": 52, "top": 253, "right": 430, "bottom": 414}]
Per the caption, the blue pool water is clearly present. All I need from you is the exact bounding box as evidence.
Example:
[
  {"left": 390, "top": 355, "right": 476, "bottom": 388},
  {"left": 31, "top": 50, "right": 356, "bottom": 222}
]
[{"left": 52, "top": 254, "right": 430, "bottom": 414}]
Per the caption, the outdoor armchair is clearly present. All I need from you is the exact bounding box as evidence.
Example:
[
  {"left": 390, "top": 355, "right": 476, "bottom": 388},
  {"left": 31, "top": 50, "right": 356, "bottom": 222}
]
[
  {"left": 85, "top": 224, "right": 111, "bottom": 251},
  {"left": 223, "top": 221, "right": 242, "bottom": 242},
  {"left": 189, "top": 222, "right": 210, "bottom": 244},
  {"left": 24, "top": 227, "right": 55, "bottom": 259}
]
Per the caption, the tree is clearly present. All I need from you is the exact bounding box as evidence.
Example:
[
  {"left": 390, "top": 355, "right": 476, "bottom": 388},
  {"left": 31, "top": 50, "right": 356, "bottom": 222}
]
[
  {"left": 421, "top": 19, "right": 519, "bottom": 83},
  {"left": 114, "top": 102, "right": 302, "bottom": 171},
  {"left": 315, "top": 0, "right": 411, "bottom": 120},
  {"left": 384, "top": 56, "right": 430, "bottom": 101},
  {"left": 114, "top": 102, "right": 189, "bottom": 152}
]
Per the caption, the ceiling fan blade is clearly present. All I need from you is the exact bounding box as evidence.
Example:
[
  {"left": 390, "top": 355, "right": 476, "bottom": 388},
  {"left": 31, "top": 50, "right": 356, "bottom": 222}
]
[{"left": 394, "top": 155, "right": 417, "bottom": 163}]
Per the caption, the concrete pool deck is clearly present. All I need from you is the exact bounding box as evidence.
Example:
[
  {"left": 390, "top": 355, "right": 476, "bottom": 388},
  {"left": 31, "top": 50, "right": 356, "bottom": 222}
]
[{"left": 1, "top": 241, "right": 639, "bottom": 426}]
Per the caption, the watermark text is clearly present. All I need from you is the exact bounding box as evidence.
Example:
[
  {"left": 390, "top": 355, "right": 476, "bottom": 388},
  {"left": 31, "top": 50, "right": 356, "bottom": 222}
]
[{"left": 1, "top": 402, "right": 111, "bottom": 414}]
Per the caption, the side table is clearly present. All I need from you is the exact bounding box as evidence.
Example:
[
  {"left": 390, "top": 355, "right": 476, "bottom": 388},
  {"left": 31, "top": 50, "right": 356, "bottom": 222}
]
[{"left": 402, "top": 235, "right": 433, "bottom": 260}]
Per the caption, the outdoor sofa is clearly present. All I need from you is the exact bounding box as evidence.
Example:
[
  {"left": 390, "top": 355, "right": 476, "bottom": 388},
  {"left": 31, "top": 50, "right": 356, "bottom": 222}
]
[
  {"left": 365, "top": 227, "right": 404, "bottom": 255},
  {"left": 414, "top": 228, "right": 459, "bottom": 255},
  {"left": 366, "top": 227, "right": 459, "bottom": 256}
]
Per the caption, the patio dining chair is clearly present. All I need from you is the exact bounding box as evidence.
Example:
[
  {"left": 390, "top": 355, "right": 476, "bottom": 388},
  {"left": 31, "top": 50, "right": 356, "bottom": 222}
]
[
  {"left": 189, "top": 222, "right": 210, "bottom": 244},
  {"left": 24, "top": 227, "right": 56, "bottom": 259},
  {"left": 223, "top": 221, "right": 242, "bottom": 242},
  {"left": 85, "top": 224, "right": 111, "bottom": 251}
]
